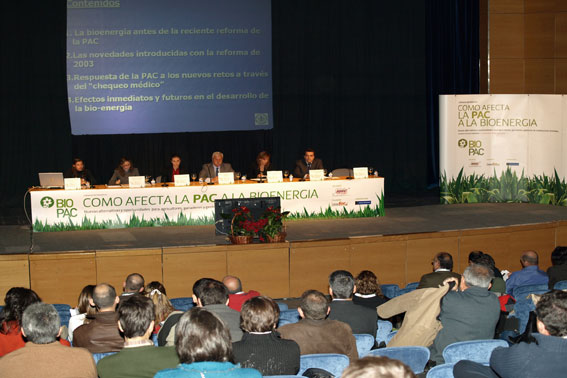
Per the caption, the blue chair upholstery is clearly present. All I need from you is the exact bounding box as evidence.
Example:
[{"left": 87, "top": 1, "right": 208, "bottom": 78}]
[
  {"left": 509, "top": 300, "right": 534, "bottom": 334},
  {"left": 93, "top": 352, "right": 117, "bottom": 364},
  {"left": 376, "top": 320, "right": 393, "bottom": 345},
  {"left": 52, "top": 304, "right": 72, "bottom": 328},
  {"left": 442, "top": 339, "right": 508, "bottom": 364},
  {"left": 398, "top": 282, "right": 420, "bottom": 296},
  {"left": 554, "top": 280, "right": 567, "bottom": 290},
  {"left": 264, "top": 376, "right": 303, "bottom": 378},
  {"left": 299, "top": 354, "right": 350, "bottom": 377},
  {"left": 277, "top": 302, "right": 289, "bottom": 311},
  {"left": 278, "top": 309, "right": 301, "bottom": 327},
  {"left": 170, "top": 297, "right": 194, "bottom": 312},
  {"left": 354, "top": 334, "right": 375, "bottom": 357},
  {"left": 368, "top": 346, "right": 430, "bottom": 374},
  {"left": 511, "top": 284, "right": 549, "bottom": 302},
  {"left": 426, "top": 362, "right": 456, "bottom": 378},
  {"left": 381, "top": 284, "right": 400, "bottom": 299},
  {"left": 386, "top": 330, "right": 398, "bottom": 345}
]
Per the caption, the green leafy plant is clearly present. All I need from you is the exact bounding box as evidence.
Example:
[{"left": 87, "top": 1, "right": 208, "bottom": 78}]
[{"left": 259, "top": 206, "right": 290, "bottom": 240}]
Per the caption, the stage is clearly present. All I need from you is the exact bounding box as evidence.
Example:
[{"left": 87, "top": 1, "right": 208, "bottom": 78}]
[{"left": 1, "top": 203, "right": 566, "bottom": 305}]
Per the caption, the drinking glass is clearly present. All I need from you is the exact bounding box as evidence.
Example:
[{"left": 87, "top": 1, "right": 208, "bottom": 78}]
[
  {"left": 235, "top": 172, "right": 241, "bottom": 180},
  {"left": 323, "top": 169, "right": 328, "bottom": 177},
  {"left": 368, "top": 167, "right": 374, "bottom": 175},
  {"left": 191, "top": 173, "right": 197, "bottom": 182},
  {"left": 283, "top": 170, "right": 290, "bottom": 178}
]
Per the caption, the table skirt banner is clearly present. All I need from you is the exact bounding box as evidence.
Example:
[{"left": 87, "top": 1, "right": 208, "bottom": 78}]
[
  {"left": 439, "top": 94, "right": 567, "bottom": 206},
  {"left": 30, "top": 178, "right": 384, "bottom": 231}
]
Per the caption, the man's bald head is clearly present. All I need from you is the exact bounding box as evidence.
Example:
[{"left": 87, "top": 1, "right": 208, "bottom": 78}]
[
  {"left": 222, "top": 275, "right": 242, "bottom": 294},
  {"left": 521, "top": 250, "right": 539, "bottom": 267},
  {"left": 124, "top": 273, "right": 145, "bottom": 293},
  {"left": 93, "top": 283, "right": 118, "bottom": 311}
]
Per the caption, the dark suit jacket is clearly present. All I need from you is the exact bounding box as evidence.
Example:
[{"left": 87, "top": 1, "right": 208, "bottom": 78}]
[
  {"left": 64, "top": 168, "right": 97, "bottom": 185},
  {"left": 547, "top": 264, "right": 567, "bottom": 289},
  {"left": 328, "top": 300, "right": 378, "bottom": 338},
  {"left": 198, "top": 162, "right": 234, "bottom": 179},
  {"left": 293, "top": 158, "right": 324, "bottom": 178},
  {"left": 417, "top": 270, "right": 461, "bottom": 289},
  {"left": 429, "top": 286, "right": 500, "bottom": 364},
  {"left": 160, "top": 165, "right": 188, "bottom": 183}
]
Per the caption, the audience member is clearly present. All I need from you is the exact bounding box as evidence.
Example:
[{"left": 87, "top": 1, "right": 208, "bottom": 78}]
[
  {"left": 222, "top": 275, "right": 260, "bottom": 311},
  {"left": 192, "top": 278, "right": 243, "bottom": 341},
  {"left": 417, "top": 252, "right": 461, "bottom": 289},
  {"left": 428, "top": 264, "right": 500, "bottom": 365},
  {"left": 328, "top": 270, "right": 378, "bottom": 337},
  {"left": 68, "top": 284, "right": 96, "bottom": 343},
  {"left": 121, "top": 272, "right": 145, "bottom": 300},
  {"left": 342, "top": 356, "right": 416, "bottom": 378},
  {"left": 352, "top": 270, "right": 388, "bottom": 309},
  {"left": 0, "top": 287, "right": 42, "bottom": 356},
  {"left": 198, "top": 151, "right": 234, "bottom": 183},
  {"left": 278, "top": 290, "right": 358, "bottom": 361},
  {"left": 547, "top": 246, "right": 567, "bottom": 289},
  {"left": 293, "top": 148, "right": 324, "bottom": 179},
  {"left": 97, "top": 295, "right": 179, "bottom": 378},
  {"left": 73, "top": 283, "right": 124, "bottom": 353},
  {"left": 233, "top": 296, "right": 300, "bottom": 375},
  {"left": 146, "top": 281, "right": 175, "bottom": 335},
  {"left": 0, "top": 303, "right": 96, "bottom": 378},
  {"left": 469, "top": 251, "right": 506, "bottom": 294},
  {"left": 506, "top": 250, "right": 549, "bottom": 297},
  {"left": 155, "top": 307, "right": 261, "bottom": 377},
  {"left": 453, "top": 290, "right": 567, "bottom": 378}
]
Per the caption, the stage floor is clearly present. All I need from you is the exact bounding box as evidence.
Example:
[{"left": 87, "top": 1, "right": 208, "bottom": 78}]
[{"left": 1, "top": 203, "right": 566, "bottom": 255}]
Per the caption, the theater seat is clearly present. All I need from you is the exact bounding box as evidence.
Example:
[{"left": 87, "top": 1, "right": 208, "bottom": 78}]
[
  {"left": 170, "top": 297, "right": 194, "bottom": 312},
  {"left": 298, "top": 353, "right": 350, "bottom": 377},
  {"left": 398, "top": 282, "right": 419, "bottom": 296},
  {"left": 554, "top": 280, "right": 567, "bottom": 290},
  {"left": 278, "top": 309, "right": 300, "bottom": 327},
  {"left": 426, "top": 362, "right": 456, "bottom": 378},
  {"left": 511, "top": 284, "right": 549, "bottom": 302},
  {"left": 380, "top": 284, "right": 400, "bottom": 299},
  {"left": 367, "top": 346, "right": 430, "bottom": 374},
  {"left": 52, "top": 304, "right": 71, "bottom": 328},
  {"left": 442, "top": 339, "right": 508, "bottom": 365},
  {"left": 93, "top": 352, "right": 117, "bottom": 364},
  {"left": 276, "top": 302, "right": 289, "bottom": 311},
  {"left": 354, "top": 334, "right": 375, "bottom": 357},
  {"left": 376, "top": 320, "right": 393, "bottom": 345}
]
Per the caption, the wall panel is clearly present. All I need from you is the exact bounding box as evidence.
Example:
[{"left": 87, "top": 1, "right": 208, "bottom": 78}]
[{"left": 0, "top": 255, "right": 30, "bottom": 301}]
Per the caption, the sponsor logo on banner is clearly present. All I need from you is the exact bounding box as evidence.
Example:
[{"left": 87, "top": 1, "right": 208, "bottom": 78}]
[
  {"left": 40, "top": 197, "right": 55, "bottom": 208},
  {"left": 332, "top": 201, "right": 348, "bottom": 206},
  {"left": 506, "top": 162, "right": 520, "bottom": 166},
  {"left": 470, "top": 162, "right": 480, "bottom": 166},
  {"left": 355, "top": 200, "right": 371, "bottom": 205},
  {"left": 458, "top": 139, "right": 467, "bottom": 148},
  {"left": 334, "top": 188, "right": 349, "bottom": 196}
]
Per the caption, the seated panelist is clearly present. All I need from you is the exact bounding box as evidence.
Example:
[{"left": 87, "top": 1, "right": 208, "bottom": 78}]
[
  {"left": 160, "top": 153, "right": 188, "bottom": 183},
  {"left": 293, "top": 148, "right": 324, "bottom": 179},
  {"left": 64, "top": 158, "right": 96, "bottom": 185},
  {"left": 108, "top": 157, "right": 140, "bottom": 185},
  {"left": 198, "top": 151, "right": 234, "bottom": 183},
  {"left": 249, "top": 151, "right": 274, "bottom": 178}
]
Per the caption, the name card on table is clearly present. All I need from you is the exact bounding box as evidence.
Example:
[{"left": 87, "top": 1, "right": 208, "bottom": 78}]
[
  {"left": 309, "top": 169, "right": 325, "bottom": 181},
  {"left": 353, "top": 167, "right": 369, "bottom": 179},
  {"left": 174, "top": 174, "right": 190, "bottom": 187},
  {"left": 64, "top": 178, "right": 81, "bottom": 190},
  {"left": 128, "top": 176, "right": 146, "bottom": 188},
  {"left": 267, "top": 170, "right": 283, "bottom": 183},
  {"left": 218, "top": 172, "right": 235, "bottom": 185}
]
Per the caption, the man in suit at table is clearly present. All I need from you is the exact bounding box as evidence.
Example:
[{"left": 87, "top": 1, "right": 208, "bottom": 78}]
[
  {"left": 198, "top": 151, "right": 234, "bottom": 183},
  {"left": 417, "top": 252, "right": 461, "bottom": 289},
  {"left": 293, "top": 148, "right": 324, "bottom": 179}
]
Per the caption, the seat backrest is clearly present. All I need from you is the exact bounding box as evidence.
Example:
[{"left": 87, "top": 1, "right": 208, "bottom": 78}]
[
  {"left": 277, "top": 302, "right": 289, "bottom": 311},
  {"left": 330, "top": 168, "right": 352, "bottom": 177},
  {"left": 52, "top": 304, "right": 72, "bottom": 327},
  {"left": 554, "top": 280, "right": 567, "bottom": 290},
  {"left": 169, "top": 297, "right": 194, "bottom": 312},
  {"left": 93, "top": 351, "right": 117, "bottom": 364},
  {"left": 299, "top": 353, "right": 350, "bottom": 377},
  {"left": 442, "top": 339, "right": 508, "bottom": 364},
  {"left": 354, "top": 334, "right": 375, "bottom": 357},
  {"left": 368, "top": 346, "right": 430, "bottom": 374},
  {"left": 512, "top": 284, "right": 549, "bottom": 302},
  {"left": 385, "top": 330, "right": 398, "bottom": 345},
  {"left": 380, "top": 284, "right": 400, "bottom": 299},
  {"left": 263, "top": 376, "right": 304, "bottom": 378},
  {"left": 509, "top": 300, "right": 535, "bottom": 334},
  {"left": 278, "top": 309, "right": 301, "bottom": 327},
  {"left": 426, "top": 362, "right": 456, "bottom": 378},
  {"left": 376, "top": 320, "right": 393, "bottom": 345}
]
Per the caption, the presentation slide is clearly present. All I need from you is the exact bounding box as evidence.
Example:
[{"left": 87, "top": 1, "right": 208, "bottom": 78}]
[{"left": 66, "top": 0, "right": 272, "bottom": 135}]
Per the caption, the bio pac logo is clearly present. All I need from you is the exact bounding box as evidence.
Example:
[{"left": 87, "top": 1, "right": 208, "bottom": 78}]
[
  {"left": 458, "top": 139, "right": 484, "bottom": 156},
  {"left": 41, "top": 197, "right": 77, "bottom": 218},
  {"left": 458, "top": 139, "right": 467, "bottom": 148},
  {"left": 40, "top": 196, "right": 55, "bottom": 208}
]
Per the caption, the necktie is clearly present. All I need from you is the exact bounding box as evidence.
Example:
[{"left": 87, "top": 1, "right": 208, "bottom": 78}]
[
  {"left": 307, "top": 162, "right": 311, "bottom": 171},
  {"left": 216, "top": 167, "right": 219, "bottom": 177}
]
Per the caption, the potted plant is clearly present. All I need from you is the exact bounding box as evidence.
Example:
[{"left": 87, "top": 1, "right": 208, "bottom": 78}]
[
  {"left": 258, "top": 206, "right": 289, "bottom": 243},
  {"left": 227, "top": 206, "right": 256, "bottom": 244}
]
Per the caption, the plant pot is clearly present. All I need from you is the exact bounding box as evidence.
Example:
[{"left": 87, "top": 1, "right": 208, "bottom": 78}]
[
  {"left": 228, "top": 235, "right": 254, "bottom": 244},
  {"left": 265, "top": 231, "right": 287, "bottom": 243}
]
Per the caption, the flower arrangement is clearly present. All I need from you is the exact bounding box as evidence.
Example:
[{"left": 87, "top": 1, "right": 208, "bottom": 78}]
[
  {"left": 225, "top": 206, "right": 289, "bottom": 243},
  {"left": 258, "top": 206, "right": 289, "bottom": 242}
]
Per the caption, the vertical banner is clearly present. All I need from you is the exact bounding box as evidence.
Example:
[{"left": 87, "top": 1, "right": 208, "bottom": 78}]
[{"left": 440, "top": 94, "right": 566, "bottom": 206}]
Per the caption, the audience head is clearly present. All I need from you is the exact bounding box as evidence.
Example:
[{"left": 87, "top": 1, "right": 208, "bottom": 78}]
[
  {"left": 222, "top": 276, "right": 242, "bottom": 294},
  {"left": 304, "top": 148, "right": 315, "bottom": 164},
  {"left": 211, "top": 151, "right": 224, "bottom": 166},
  {"left": 433, "top": 252, "right": 454, "bottom": 271},
  {"left": 175, "top": 307, "right": 233, "bottom": 364},
  {"left": 76, "top": 284, "right": 96, "bottom": 317},
  {"left": 1, "top": 287, "right": 41, "bottom": 326},
  {"left": 240, "top": 296, "right": 279, "bottom": 333},
  {"left": 92, "top": 283, "right": 119, "bottom": 311},
  {"left": 124, "top": 273, "right": 145, "bottom": 293},
  {"left": 72, "top": 158, "right": 84, "bottom": 172},
  {"left": 299, "top": 290, "right": 329, "bottom": 320},
  {"left": 329, "top": 270, "right": 355, "bottom": 299},
  {"left": 118, "top": 294, "right": 155, "bottom": 339},
  {"left": 521, "top": 250, "right": 539, "bottom": 267},
  {"left": 342, "top": 356, "right": 416, "bottom": 378},
  {"left": 461, "top": 263, "right": 493, "bottom": 290},
  {"left": 118, "top": 157, "right": 134, "bottom": 173},
  {"left": 550, "top": 246, "right": 567, "bottom": 266},
  {"left": 146, "top": 283, "right": 174, "bottom": 324},
  {"left": 535, "top": 290, "right": 567, "bottom": 337},
  {"left": 193, "top": 279, "right": 229, "bottom": 306},
  {"left": 21, "top": 303, "right": 61, "bottom": 344},
  {"left": 355, "top": 270, "right": 383, "bottom": 297}
]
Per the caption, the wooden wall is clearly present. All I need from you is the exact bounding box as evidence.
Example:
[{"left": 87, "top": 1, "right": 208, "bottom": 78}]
[
  {"left": 1, "top": 221, "right": 565, "bottom": 305},
  {"left": 488, "top": 0, "right": 567, "bottom": 93}
]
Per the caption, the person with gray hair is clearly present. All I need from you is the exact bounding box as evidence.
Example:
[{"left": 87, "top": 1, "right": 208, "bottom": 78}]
[
  {"left": 428, "top": 263, "right": 500, "bottom": 366},
  {"left": 0, "top": 303, "right": 96, "bottom": 377},
  {"left": 198, "top": 151, "right": 234, "bottom": 183},
  {"left": 506, "top": 250, "right": 549, "bottom": 297}
]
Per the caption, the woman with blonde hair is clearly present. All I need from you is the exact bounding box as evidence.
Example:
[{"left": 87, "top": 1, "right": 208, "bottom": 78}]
[{"left": 145, "top": 281, "right": 175, "bottom": 335}]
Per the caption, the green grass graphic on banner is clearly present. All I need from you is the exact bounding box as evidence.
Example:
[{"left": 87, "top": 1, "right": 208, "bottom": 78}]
[{"left": 441, "top": 168, "right": 567, "bottom": 206}]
